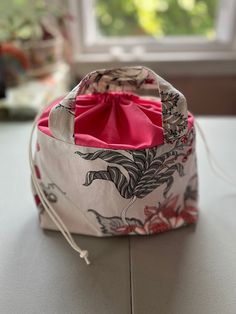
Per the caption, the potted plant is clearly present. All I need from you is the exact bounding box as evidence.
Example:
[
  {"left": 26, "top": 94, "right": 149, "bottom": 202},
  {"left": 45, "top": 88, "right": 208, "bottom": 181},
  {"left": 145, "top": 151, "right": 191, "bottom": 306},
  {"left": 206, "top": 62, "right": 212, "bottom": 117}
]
[{"left": 0, "top": 0, "right": 70, "bottom": 80}]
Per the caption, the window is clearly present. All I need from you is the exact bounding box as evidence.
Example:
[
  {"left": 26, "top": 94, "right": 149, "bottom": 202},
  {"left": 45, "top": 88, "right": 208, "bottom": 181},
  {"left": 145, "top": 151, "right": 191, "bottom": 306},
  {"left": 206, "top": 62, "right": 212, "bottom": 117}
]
[
  {"left": 96, "top": 0, "right": 218, "bottom": 38},
  {"left": 69, "top": 0, "right": 236, "bottom": 74}
]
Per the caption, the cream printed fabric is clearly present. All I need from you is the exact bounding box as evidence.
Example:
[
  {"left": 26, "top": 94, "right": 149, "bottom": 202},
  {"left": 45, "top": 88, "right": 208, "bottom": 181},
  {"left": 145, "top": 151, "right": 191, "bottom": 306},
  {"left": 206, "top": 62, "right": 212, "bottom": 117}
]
[
  {"left": 32, "top": 125, "right": 198, "bottom": 237},
  {"left": 31, "top": 66, "right": 198, "bottom": 239}
]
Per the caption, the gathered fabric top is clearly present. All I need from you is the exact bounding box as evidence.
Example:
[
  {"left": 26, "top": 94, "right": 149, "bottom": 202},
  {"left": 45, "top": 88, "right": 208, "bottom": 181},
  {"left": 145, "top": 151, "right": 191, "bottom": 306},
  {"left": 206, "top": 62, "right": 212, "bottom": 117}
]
[{"left": 38, "top": 92, "right": 193, "bottom": 150}]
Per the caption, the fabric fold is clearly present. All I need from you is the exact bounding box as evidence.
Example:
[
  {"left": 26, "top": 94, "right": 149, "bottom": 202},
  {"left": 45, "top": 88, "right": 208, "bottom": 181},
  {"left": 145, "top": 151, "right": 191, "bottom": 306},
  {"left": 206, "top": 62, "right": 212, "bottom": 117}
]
[
  {"left": 73, "top": 92, "right": 164, "bottom": 149},
  {"left": 38, "top": 92, "right": 193, "bottom": 149}
]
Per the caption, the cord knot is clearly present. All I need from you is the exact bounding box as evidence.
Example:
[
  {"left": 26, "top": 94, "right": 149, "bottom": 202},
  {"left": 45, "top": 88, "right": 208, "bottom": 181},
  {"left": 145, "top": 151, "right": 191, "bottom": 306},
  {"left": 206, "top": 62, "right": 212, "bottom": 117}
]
[{"left": 80, "top": 250, "right": 90, "bottom": 265}]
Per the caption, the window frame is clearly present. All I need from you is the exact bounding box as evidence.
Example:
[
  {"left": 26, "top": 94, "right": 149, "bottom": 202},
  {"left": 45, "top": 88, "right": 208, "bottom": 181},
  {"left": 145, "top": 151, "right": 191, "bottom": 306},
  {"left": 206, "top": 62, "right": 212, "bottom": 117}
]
[{"left": 68, "top": 0, "right": 236, "bottom": 75}]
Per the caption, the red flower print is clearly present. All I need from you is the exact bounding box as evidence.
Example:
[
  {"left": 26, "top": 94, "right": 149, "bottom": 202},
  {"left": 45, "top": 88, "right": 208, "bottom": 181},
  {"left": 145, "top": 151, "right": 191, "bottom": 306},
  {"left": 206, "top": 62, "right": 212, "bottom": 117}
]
[
  {"left": 116, "top": 225, "right": 136, "bottom": 234},
  {"left": 144, "top": 205, "right": 158, "bottom": 218},
  {"left": 144, "top": 78, "right": 155, "bottom": 84},
  {"left": 187, "top": 148, "right": 192, "bottom": 155},
  {"left": 180, "top": 206, "right": 198, "bottom": 224},
  {"left": 88, "top": 176, "right": 198, "bottom": 236},
  {"left": 141, "top": 194, "right": 198, "bottom": 234},
  {"left": 181, "top": 147, "right": 193, "bottom": 163},
  {"left": 148, "top": 222, "right": 171, "bottom": 234},
  {"left": 139, "top": 195, "right": 181, "bottom": 235},
  {"left": 181, "top": 135, "right": 188, "bottom": 143},
  {"left": 161, "top": 196, "right": 178, "bottom": 218},
  {"left": 34, "top": 194, "right": 41, "bottom": 206},
  {"left": 109, "top": 196, "right": 197, "bottom": 236}
]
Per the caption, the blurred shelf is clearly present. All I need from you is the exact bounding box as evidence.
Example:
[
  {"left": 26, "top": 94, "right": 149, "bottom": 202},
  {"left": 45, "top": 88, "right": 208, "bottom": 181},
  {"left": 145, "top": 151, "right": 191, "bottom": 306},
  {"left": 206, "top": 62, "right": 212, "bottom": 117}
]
[{"left": 0, "top": 63, "right": 70, "bottom": 120}]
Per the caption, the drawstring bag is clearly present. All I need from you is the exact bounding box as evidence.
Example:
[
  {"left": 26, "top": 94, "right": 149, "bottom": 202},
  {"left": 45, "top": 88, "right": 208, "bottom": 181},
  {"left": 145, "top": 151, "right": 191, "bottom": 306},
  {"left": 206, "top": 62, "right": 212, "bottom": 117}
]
[{"left": 30, "top": 66, "right": 198, "bottom": 264}]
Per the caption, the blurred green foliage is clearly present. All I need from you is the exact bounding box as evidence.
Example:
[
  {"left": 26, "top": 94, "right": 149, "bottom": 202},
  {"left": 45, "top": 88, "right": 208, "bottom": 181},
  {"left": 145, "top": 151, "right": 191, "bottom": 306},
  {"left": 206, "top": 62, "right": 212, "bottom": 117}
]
[
  {"left": 0, "top": 0, "right": 67, "bottom": 41},
  {"left": 95, "top": 0, "right": 219, "bottom": 38}
]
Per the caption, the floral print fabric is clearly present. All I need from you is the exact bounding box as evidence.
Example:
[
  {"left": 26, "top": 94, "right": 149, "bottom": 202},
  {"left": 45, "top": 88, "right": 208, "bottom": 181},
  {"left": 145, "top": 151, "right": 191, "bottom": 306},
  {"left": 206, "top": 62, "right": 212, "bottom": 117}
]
[
  {"left": 33, "top": 121, "right": 198, "bottom": 237},
  {"left": 32, "top": 66, "right": 198, "bottom": 237}
]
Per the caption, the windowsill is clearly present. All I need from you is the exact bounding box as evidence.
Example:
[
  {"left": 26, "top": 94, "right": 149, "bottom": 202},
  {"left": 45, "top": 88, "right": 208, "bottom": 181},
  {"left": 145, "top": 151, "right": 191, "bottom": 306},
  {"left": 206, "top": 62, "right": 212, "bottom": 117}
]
[{"left": 73, "top": 51, "right": 236, "bottom": 76}]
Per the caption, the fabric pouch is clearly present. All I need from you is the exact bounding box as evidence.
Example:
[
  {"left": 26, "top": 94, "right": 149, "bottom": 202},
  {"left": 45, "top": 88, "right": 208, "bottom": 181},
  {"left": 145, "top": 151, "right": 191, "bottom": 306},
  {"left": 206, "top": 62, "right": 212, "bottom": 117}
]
[{"left": 30, "top": 66, "right": 198, "bottom": 264}]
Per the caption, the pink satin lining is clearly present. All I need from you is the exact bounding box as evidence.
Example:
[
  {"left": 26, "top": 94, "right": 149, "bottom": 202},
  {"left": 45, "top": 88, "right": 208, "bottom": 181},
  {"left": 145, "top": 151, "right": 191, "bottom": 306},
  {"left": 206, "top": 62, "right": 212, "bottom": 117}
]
[{"left": 38, "top": 92, "right": 194, "bottom": 149}]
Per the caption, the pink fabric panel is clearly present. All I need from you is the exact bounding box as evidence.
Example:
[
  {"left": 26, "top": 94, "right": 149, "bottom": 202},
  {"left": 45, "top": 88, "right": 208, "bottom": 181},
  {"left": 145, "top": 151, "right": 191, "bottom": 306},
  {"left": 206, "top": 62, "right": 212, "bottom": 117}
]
[
  {"left": 73, "top": 92, "right": 163, "bottom": 149},
  {"left": 38, "top": 93, "right": 194, "bottom": 149}
]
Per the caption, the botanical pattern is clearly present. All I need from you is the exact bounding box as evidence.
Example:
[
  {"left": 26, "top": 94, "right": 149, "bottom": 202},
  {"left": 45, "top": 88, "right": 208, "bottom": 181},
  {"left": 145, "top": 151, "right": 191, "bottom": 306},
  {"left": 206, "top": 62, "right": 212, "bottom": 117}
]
[
  {"left": 33, "top": 163, "right": 66, "bottom": 211},
  {"left": 160, "top": 91, "right": 188, "bottom": 142},
  {"left": 75, "top": 128, "right": 195, "bottom": 223},
  {"left": 78, "top": 67, "right": 157, "bottom": 94},
  {"left": 88, "top": 175, "right": 198, "bottom": 236},
  {"left": 77, "top": 128, "right": 193, "bottom": 186},
  {"left": 33, "top": 182, "right": 59, "bottom": 212},
  {"left": 184, "top": 174, "right": 198, "bottom": 203}
]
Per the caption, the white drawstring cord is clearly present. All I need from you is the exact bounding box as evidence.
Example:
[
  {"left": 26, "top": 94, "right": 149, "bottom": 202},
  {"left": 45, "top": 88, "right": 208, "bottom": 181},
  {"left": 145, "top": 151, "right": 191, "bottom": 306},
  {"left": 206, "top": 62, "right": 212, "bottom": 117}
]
[
  {"left": 37, "top": 160, "right": 100, "bottom": 236},
  {"left": 195, "top": 120, "right": 235, "bottom": 187},
  {"left": 29, "top": 114, "right": 90, "bottom": 265},
  {"left": 31, "top": 173, "right": 90, "bottom": 264}
]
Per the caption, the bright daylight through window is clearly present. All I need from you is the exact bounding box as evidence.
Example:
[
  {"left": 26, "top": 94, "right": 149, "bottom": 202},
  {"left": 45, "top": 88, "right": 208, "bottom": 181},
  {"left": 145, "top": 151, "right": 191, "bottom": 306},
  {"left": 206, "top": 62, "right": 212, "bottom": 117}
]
[
  {"left": 95, "top": 0, "right": 218, "bottom": 39},
  {"left": 71, "top": 0, "right": 236, "bottom": 74}
]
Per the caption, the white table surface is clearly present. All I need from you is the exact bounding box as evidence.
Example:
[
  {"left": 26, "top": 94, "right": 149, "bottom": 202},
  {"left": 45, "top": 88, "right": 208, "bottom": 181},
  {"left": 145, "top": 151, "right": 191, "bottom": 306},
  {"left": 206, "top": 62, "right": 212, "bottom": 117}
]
[{"left": 0, "top": 117, "right": 236, "bottom": 314}]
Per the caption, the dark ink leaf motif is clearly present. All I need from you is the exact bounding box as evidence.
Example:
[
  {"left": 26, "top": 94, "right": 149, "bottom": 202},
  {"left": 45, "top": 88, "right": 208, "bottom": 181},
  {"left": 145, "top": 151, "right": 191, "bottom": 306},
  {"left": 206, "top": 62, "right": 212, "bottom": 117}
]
[
  {"left": 184, "top": 174, "right": 198, "bottom": 202},
  {"left": 55, "top": 103, "right": 75, "bottom": 116},
  {"left": 161, "top": 91, "right": 179, "bottom": 114},
  {"left": 80, "top": 67, "right": 155, "bottom": 95},
  {"left": 75, "top": 129, "right": 194, "bottom": 203},
  {"left": 88, "top": 209, "right": 143, "bottom": 235},
  {"left": 160, "top": 91, "right": 188, "bottom": 142}
]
